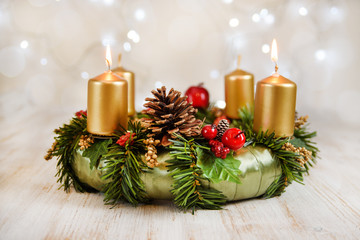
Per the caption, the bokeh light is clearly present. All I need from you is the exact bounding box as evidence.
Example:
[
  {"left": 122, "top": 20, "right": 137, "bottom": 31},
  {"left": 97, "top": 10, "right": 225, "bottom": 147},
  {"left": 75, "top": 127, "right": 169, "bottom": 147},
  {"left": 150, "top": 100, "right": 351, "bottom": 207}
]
[
  {"left": 20, "top": 40, "right": 29, "bottom": 49},
  {"left": 40, "top": 58, "right": 48, "bottom": 66},
  {"left": 134, "top": 9, "right": 146, "bottom": 21},
  {"left": 299, "top": 7, "right": 308, "bottom": 16},
  {"left": 0, "top": 0, "right": 358, "bottom": 128},
  {"left": 315, "top": 50, "right": 326, "bottom": 61},
  {"left": 229, "top": 18, "right": 239, "bottom": 27},
  {"left": 262, "top": 44, "right": 270, "bottom": 54}
]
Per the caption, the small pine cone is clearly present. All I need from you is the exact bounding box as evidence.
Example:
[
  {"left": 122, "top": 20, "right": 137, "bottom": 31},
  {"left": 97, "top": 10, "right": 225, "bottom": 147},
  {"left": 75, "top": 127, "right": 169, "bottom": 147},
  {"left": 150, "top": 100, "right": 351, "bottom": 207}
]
[
  {"left": 144, "top": 137, "right": 161, "bottom": 168},
  {"left": 44, "top": 141, "right": 58, "bottom": 161},
  {"left": 79, "top": 135, "right": 94, "bottom": 150},
  {"left": 216, "top": 119, "right": 230, "bottom": 140},
  {"left": 295, "top": 115, "right": 309, "bottom": 130},
  {"left": 282, "top": 142, "right": 312, "bottom": 167},
  {"left": 54, "top": 128, "right": 62, "bottom": 134}
]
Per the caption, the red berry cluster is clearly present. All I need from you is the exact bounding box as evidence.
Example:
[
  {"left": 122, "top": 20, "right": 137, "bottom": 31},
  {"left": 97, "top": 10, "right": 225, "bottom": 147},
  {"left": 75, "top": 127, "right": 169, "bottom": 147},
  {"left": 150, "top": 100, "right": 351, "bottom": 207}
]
[
  {"left": 116, "top": 132, "right": 136, "bottom": 147},
  {"left": 201, "top": 123, "right": 246, "bottom": 159},
  {"left": 201, "top": 124, "right": 231, "bottom": 159},
  {"left": 209, "top": 140, "right": 230, "bottom": 159},
  {"left": 75, "top": 110, "right": 87, "bottom": 119}
]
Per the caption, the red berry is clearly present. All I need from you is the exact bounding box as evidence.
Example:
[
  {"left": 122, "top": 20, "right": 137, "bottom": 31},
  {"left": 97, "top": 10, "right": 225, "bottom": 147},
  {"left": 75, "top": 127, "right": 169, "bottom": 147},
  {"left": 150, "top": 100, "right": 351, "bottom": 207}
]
[
  {"left": 185, "top": 83, "right": 209, "bottom": 109},
  {"left": 222, "top": 128, "right": 246, "bottom": 150},
  {"left": 201, "top": 125, "right": 218, "bottom": 140},
  {"left": 209, "top": 140, "right": 217, "bottom": 146},
  {"left": 218, "top": 147, "right": 230, "bottom": 159},
  {"left": 215, "top": 145, "right": 222, "bottom": 153},
  {"left": 75, "top": 110, "right": 87, "bottom": 119}
]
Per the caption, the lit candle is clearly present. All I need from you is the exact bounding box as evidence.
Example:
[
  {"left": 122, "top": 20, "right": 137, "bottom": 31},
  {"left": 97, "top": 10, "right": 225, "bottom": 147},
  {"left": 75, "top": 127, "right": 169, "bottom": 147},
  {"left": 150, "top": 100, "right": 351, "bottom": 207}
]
[
  {"left": 253, "top": 39, "right": 297, "bottom": 137},
  {"left": 112, "top": 54, "right": 136, "bottom": 117},
  {"left": 87, "top": 45, "right": 128, "bottom": 136},
  {"left": 225, "top": 55, "right": 254, "bottom": 119}
]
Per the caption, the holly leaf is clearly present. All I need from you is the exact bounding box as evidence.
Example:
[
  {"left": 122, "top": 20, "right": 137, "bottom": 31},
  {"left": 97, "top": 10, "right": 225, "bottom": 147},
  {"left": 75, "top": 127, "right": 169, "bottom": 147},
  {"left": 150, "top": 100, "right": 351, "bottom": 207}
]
[
  {"left": 82, "top": 139, "right": 112, "bottom": 169},
  {"left": 290, "top": 137, "right": 307, "bottom": 148},
  {"left": 196, "top": 147, "right": 242, "bottom": 184}
]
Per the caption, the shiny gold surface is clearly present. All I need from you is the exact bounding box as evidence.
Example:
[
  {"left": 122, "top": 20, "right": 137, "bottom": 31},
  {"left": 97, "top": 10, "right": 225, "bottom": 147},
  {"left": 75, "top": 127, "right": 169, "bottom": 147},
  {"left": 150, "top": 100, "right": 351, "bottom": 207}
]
[
  {"left": 225, "top": 56, "right": 254, "bottom": 119},
  {"left": 87, "top": 71, "right": 128, "bottom": 136},
  {"left": 225, "top": 69, "right": 254, "bottom": 119},
  {"left": 253, "top": 73, "right": 296, "bottom": 137},
  {"left": 112, "top": 54, "right": 135, "bottom": 116}
]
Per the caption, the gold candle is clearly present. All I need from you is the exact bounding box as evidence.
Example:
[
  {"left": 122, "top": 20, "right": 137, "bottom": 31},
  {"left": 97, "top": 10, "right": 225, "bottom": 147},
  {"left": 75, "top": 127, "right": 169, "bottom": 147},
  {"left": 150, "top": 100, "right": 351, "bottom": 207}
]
[
  {"left": 225, "top": 55, "right": 254, "bottom": 119},
  {"left": 253, "top": 39, "right": 297, "bottom": 137},
  {"left": 87, "top": 45, "right": 128, "bottom": 136},
  {"left": 112, "top": 54, "right": 135, "bottom": 116}
]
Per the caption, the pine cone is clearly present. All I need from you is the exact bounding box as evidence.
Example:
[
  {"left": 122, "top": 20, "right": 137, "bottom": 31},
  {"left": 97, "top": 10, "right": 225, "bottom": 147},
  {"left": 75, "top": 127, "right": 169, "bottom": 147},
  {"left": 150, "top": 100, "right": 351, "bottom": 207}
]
[
  {"left": 216, "top": 119, "right": 229, "bottom": 140},
  {"left": 143, "top": 86, "right": 203, "bottom": 144}
]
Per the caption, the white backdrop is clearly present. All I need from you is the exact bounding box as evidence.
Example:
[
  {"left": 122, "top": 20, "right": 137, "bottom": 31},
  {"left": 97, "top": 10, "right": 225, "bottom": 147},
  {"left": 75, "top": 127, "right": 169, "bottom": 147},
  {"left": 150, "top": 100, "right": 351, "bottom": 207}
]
[{"left": 0, "top": 0, "right": 359, "bottom": 127}]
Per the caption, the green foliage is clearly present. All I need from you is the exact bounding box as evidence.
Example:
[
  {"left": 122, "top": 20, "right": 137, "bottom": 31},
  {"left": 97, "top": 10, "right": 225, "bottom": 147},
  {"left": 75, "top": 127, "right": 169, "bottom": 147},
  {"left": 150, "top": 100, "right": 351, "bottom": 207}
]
[
  {"left": 167, "top": 135, "right": 226, "bottom": 213},
  {"left": 231, "top": 105, "right": 254, "bottom": 139},
  {"left": 50, "top": 115, "right": 95, "bottom": 192},
  {"left": 293, "top": 125, "right": 319, "bottom": 170},
  {"left": 83, "top": 138, "right": 112, "bottom": 169},
  {"left": 196, "top": 148, "right": 241, "bottom": 184},
  {"left": 195, "top": 104, "right": 217, "bottom": 125},
  {"left": 250, "top": 131, "right": 305, "bottom": 198},
  {"left": 47, "top": 106, "right": 319, "bottom": 211},
  {"left": 101, "top": 121, "right": 149, "bottom": 206},
  {"left": 232, "top": 107, "right": 319, "bottom": 198}
]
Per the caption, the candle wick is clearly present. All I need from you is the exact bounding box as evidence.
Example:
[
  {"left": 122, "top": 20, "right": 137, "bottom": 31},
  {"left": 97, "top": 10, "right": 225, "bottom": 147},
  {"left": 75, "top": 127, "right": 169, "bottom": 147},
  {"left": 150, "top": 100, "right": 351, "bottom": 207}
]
[
  {"left": 118, "top": 54, "right": 122, "bottom": 67},
  {"left": 106, "top": 59, "right": 111, "bottom": 71},
  {"left": 237, "top": 55, "right": 241, "bottom": 69},
  {"left": 275, "top": 63, "right": 279, "bottom": 73}
]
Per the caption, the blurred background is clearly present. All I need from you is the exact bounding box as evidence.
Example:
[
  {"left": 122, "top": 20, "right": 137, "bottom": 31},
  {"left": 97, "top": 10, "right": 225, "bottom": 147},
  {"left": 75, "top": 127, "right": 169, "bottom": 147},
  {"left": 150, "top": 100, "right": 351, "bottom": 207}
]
[{"left": 0, "top": 0, "right": 359, "bottom": 127}]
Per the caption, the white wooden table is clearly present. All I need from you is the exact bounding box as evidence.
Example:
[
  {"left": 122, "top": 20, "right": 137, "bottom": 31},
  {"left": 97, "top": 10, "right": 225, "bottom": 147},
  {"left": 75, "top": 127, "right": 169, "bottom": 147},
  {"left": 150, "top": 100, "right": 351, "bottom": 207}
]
[{"left": 1, "top": 110, "right": 359, "bottom": 239}]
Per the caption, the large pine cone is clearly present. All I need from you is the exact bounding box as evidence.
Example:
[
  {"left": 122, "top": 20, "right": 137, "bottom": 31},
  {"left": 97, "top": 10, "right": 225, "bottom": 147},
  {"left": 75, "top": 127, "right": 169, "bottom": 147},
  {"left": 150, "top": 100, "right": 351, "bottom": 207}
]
[{"left": 142, "top": 86, "right": 203, "bottom": 144}]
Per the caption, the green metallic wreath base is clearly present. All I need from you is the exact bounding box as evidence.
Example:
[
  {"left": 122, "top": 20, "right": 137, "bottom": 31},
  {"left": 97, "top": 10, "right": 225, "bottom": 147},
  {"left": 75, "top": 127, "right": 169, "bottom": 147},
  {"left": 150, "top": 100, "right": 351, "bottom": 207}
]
[{"left": 72, "top": 146, "right": 281, "bottom": 201}]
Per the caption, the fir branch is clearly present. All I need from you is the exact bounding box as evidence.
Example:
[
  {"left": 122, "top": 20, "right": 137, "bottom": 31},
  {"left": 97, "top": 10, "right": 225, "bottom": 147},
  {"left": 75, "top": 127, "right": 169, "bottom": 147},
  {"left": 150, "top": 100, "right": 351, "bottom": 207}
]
[
  {"left": 101, "top": 121, "right": 149, "bottom": 206},
  {"left": 195, "top": 104, "right": 217, "bottom": 125},
  {"left": 49, "top": 115, "right": 95, "bottom": 192},
  {"left": 230, "top": 107, "right": 318, "bottom": 198},
  {"left": 167, "top": 135, "right": 226, "bottom": 213},
  {"left": 293, "top": 124, "right": 319, "bottom": 169},
  {"left": 231, "top": 105, "right": 254, "bottom": 139},
  {"left": 251, "top": 131, "right": 306, "bottom": 198}
]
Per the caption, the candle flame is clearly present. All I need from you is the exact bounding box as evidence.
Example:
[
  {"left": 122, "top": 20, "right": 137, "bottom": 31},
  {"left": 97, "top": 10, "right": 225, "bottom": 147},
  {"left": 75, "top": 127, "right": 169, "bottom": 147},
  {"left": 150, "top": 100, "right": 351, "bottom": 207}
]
[
  {"left": 105, "top": 44, "right": 112, "bottom": 71},
  {"left": 271, "top": 39, "right": 278, "bottom": 72}
]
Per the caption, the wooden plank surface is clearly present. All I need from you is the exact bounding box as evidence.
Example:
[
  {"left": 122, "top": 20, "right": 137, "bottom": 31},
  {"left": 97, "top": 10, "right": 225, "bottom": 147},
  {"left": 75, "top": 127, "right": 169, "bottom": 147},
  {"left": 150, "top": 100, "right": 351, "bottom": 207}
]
[{"left": 0, "top": 110, "right": 359, "bottom": 240}]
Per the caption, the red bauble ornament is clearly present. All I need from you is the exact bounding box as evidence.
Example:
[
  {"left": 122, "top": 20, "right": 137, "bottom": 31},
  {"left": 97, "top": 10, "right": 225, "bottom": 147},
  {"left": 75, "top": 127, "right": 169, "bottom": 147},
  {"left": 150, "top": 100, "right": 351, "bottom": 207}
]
[
  {"left": 185, "top": 83, "right": 209, "bottom": 108},
  {"left": 221, "top": 128, "right": 246, "bottom": 150},
  {"left": 213, "top": 116, "right": 230, "bottom": 126},
  {"left": 201, "top": 125, "right": 218, "bottom": 139}
]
